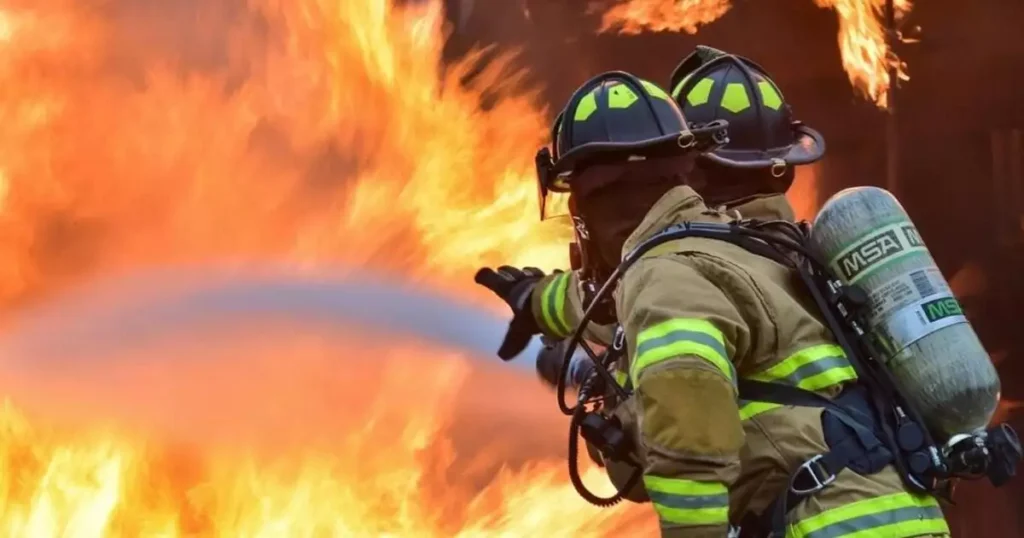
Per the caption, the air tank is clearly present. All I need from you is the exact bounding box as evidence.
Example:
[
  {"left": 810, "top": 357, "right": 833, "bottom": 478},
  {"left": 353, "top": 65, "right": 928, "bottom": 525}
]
[{"left": 809, "top": 186, "right": 1000, "bottom": 438}]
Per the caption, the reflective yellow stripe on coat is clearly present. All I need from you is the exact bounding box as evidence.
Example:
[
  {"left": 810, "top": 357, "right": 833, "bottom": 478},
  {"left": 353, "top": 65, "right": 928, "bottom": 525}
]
[
  {"left": 538, "top": 273, "right": 571, "bottom": 337},
  {"left": 643, "top": 476, "right": 730, "bottom": 527},
  {"left": 788, "top": 492, "right": 949, "bottom": 538},
  {"left": 612, "top": 369, "right": 629, "bottom": 388},
  {"left": 739, "top": 344, "right": 858, "bottom": 421},
  {"left": 631, "top": 318, "right": 735, "bottom": 387}
]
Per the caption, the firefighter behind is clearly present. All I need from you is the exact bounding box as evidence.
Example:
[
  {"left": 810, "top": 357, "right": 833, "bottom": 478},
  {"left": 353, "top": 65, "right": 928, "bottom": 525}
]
[{"left": 475, "top": 49, "right": 950, "bottom": 538}]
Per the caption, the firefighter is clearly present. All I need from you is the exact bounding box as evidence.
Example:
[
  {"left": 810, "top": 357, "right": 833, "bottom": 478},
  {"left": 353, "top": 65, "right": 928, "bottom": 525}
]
[{"left": 476, "top": 53, "right": 950, "bottom": 537}]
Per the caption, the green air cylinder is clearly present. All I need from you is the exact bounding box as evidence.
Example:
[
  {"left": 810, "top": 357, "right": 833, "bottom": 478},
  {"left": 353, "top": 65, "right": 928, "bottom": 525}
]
[{"left": 809, "top": 186, "right": 999, "bottom": 438}]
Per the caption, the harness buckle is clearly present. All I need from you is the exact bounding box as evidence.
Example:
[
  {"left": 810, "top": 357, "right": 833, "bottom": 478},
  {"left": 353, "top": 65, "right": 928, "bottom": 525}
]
[
  {"left": 790, "top": 455, "right": 837, "bottom": 495},
  {"left": 612, "top": 326, "right": 626, "bottom": 352}
]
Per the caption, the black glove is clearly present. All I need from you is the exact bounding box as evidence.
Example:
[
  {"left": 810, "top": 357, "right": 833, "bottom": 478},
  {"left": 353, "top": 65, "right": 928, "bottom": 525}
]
[{"left": 475, "top": 265, "right": 546, "bottom": 360}]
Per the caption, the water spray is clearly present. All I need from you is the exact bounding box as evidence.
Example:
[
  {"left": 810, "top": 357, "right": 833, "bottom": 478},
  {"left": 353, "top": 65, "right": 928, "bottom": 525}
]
[{"left": 0, "top": 267, "right": 546, "bottom": 373}]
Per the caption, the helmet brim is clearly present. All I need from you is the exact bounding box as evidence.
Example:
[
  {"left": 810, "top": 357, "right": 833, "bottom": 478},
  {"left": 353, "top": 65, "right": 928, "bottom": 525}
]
[
  {"left": 701, "top": 124, "right": 825, "bottom": 169},
  {"left": 548, "top": 121, "right": 730, "bottom": 191},
  {"left": 550, "top": 132, "right": 684, "bottom": 180}
]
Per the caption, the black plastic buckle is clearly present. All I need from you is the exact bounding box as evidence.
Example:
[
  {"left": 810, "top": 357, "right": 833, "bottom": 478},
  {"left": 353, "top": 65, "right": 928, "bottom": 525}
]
[{"left": 791, "top": 455, "right": 837, "bottom": 495}]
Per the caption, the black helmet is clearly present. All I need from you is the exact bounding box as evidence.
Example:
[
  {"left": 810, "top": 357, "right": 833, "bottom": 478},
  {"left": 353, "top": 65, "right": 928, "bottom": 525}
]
[
  {"left": 669, "top": 46, "right": 825, "bottom": 177},
  {"left": 535, "top": 71, "right": 727, "bottom": 219}
]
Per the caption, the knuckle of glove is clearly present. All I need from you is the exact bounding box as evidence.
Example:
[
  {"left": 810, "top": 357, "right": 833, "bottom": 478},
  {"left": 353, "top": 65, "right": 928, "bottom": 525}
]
[
  {"left": 522, "top": 266, "right": 546, "bottom": 278},
  {"left": 496, "top": 265, "right": 523, "bottom": 279}
]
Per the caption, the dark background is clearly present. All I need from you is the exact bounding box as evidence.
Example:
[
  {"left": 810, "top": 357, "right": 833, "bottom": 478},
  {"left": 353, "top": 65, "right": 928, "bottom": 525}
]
[{"left": 442, "top": 0, "right": 1024, "bottom": 535}]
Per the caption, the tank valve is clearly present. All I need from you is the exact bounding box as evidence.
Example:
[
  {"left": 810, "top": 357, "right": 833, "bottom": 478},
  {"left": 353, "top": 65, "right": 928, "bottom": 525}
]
[{"left": 943, "top": 424, "right": 1022, "bottom": 486}]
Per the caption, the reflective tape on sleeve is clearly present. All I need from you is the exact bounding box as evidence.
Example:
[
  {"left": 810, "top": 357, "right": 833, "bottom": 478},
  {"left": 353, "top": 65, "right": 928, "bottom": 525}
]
[
  {"left": 748, "top": 344, "right": 857, "bottom": 391},
  {"left": 789, "top": 491, "right": 949, "bottom": 538},
  {"left": 632, "top": 318, "right": 735, "bottom": 386},
  {"left": 539, "top": 273, "right": 571, "bottom": 337},
  {"left": 643, "top": 475, "right": 730, "bottom": 527}
]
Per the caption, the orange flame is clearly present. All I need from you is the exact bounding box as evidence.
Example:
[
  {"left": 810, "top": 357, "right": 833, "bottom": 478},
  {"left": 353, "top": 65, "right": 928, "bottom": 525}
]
[
  {"left": 0, "top": 0, "right": 571, "bottom": 308},
  {"left": 597, "top": 0, "right": 731, "bottom": 35},
  {"left": 0, "top": 0, "right": 665, "bottom": 535},
  {"left": 596, "top": 0, "right": 913, "bottom": 108},
  {"left": 1, "top": 335, "right": 654, "bottom": 536},
  {"left": 786, "top": 162, "right": 822, "bottom": 221}
]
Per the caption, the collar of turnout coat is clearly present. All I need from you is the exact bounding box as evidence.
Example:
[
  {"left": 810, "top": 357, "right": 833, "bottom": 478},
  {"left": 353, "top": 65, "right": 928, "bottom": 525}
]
[{"left": 620, "top": 185, "right": 795, "bottom": 256}]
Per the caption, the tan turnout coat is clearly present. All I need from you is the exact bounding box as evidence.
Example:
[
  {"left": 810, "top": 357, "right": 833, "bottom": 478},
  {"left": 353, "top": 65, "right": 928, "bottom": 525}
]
[{"left": 530, "top": 185, "right": 949, "bottom": 538}]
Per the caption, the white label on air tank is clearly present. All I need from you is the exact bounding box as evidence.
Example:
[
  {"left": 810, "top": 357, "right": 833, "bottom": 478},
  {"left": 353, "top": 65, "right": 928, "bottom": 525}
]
[
  {"left": 828, "top": 222, "right": 929, "bottom": 284},
  {"left": 875, "top": 293, "right": 968, "bottom": 355},
  {"left": 864, "top": 266, "right": 951, "bottom": 325}
]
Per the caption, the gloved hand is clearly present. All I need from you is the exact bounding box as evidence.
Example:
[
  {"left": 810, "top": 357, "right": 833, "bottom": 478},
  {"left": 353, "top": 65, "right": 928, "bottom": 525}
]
[{"left": 474, "top": 266, "right": 546, "bottom": 360}]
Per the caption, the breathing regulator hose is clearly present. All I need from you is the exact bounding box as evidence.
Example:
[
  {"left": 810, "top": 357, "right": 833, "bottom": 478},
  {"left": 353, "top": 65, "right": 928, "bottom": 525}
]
[
  {"left": 555, "top": 265, "right": 645, "bottom": 506},
  {"left": 555, "top": 265, "right": 630, "bottom": 416},
  {"left": 567, "top": 404, "right": 642, "bottom": 507}
]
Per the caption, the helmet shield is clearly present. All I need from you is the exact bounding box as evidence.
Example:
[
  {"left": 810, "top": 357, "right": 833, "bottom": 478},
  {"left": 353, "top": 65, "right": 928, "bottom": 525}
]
[{"left": 534, "top": 145, "right": 572, "bottom": 220}]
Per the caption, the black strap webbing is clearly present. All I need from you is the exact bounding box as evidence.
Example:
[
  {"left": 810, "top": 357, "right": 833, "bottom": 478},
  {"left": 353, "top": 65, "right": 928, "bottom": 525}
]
[{"left": 739, "top": 379, "right": 889, "bottom": 537}]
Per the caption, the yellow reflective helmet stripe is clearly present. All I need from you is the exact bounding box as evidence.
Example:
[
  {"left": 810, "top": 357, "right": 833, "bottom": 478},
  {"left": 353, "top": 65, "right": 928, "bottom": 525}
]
[
  {"left": 641, "top": 80, "right": 671, "bottom": 101},
  {"left": 720, "top": 82, "right": 751, "bottom": 113},
  {"left": 758, "top": 80, "right": 783, "bottom": 110},
  {"left": 539, "top": 273, "right": 571, "bottom": 337},
  {"left": 574, "top": 90, "right": 598, "bottom": 121},
  {"left": 678, "top": 72, "right": 784, "bottom": 111},
  {"left": 686, "top": 78, "right": 715, "bottom": 106},
  {"left": 739, "top": 344, "right": 858, "bottom": 421},
  {"left": 632, "top": 318, "right": 734, "bottom": 386},
  {"left": 671, "top": 73, "right": 696, "bottom": 100},
  {"left": 573, "top": 79, "right": 670, "bottom": 121},
  {"left": 613, "top": 368, "right": 629, "bottom": 388},
  {"left": 607, "top": 82, "right": 639, "bottom": 109},
  {"left": 788, "top": 492, "right": 949, "bottom": 538},
  {"left": 643, "top": 475, "right": 729, "bottom": 527}
]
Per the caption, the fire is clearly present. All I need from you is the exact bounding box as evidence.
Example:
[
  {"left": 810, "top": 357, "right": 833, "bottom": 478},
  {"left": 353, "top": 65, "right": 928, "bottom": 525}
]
[
  {"left": 786, "top": 162, "right": 822, "bottom": 221},
  {"left": 1, "top": 336, "right": 652, "bottom": 536},
  {"left": 0, "top": 0, "right": 661, "bottom": 535},
  {"left": 596, "top": 0, "right": 913, "bottom": 108},
  {"left": 0, "top": 0, "right": 570, "bottom": 309},
  {"left": 596, "top": 0, "right": 731, "bottom": 35}
]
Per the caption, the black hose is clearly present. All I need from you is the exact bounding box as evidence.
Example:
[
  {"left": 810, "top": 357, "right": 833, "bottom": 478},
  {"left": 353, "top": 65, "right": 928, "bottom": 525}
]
[
  {"left": 567, "top": 406, "right": 642, "bottom": 507},
  {"left": 556, "top": 265, "right": 629, "bottom": 416}
]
